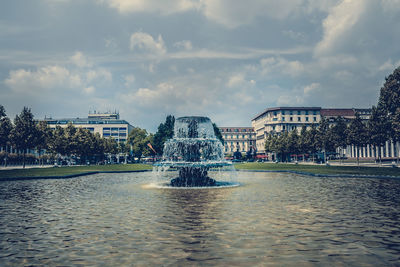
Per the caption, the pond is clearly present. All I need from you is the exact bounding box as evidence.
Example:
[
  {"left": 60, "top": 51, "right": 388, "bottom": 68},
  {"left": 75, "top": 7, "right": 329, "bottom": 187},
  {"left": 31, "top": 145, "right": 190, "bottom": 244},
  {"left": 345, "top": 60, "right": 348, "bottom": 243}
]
[{"left": 0, "top": 171, "right": 399, "bottom": 266}]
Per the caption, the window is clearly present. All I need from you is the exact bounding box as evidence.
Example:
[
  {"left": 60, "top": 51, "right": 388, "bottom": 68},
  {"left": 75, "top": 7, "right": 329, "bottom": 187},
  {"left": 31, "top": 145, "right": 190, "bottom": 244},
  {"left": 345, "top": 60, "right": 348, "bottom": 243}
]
[
  {"left": 282, "top": 117, "right": 285, "bottom": 121},
  {"left": 297, "top": 111, "right": 301, "bottom": 115},
  {"left": 103, "top": 132, "right": 110, "bottom": 136},
  {"left": 103, "top": 128, "right": 110, "bottom": 131},
  {"left": 298, "top": 117, "right": 301, "bottom": 122},
  {"left": 274, "top": 111, "right": 277, "bottom": 116},
  {"left": 290, "top": 111, "right": 293, "bottom": 115},
  {"left": 305, "top": 111, "right": 309, "bottom": 115},
  {"left": 111, "top": 127, "right": 118, "bottom": 131},
  {"left": 313, "top": 117, "right": 317, "bottom": 122},
  {"left": 119, "top": 132, "right": 127, "bottom": 137},
  {"left": 313, "top": 110, "right": 317, "bottom": 115},
  {"left": 273, "top": 118, "right": 278, "bottom": 121},
  {"left": 282, "top": 110, "right": 285, "bottom": 115},
  {"left": 290, "top": 117, "right": 293, "bottom": 121},
  {"left": 111, "top": 132, "right": 119, "bottom": 137},
  {"left": 306, "top": 117, "right": 309, "bottom": 122},
  {"left": 119, "top": 127, "right": 127, "bottom": 131}
]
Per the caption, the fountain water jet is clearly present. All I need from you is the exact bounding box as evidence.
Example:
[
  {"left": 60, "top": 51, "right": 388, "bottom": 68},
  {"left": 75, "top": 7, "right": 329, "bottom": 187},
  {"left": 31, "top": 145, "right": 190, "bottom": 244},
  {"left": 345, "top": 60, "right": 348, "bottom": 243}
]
[{"left": 154, "top": 116, "right": 233, "bottom": 187}]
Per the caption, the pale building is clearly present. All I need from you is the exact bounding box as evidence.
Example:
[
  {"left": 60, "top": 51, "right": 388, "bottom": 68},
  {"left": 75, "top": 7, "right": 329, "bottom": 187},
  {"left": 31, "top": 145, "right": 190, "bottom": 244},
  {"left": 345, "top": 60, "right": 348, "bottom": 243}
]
[
  {"left": 219, "top": 127, "right": 256, "bottom": 155},
  {"left": 43, "top": 112, "right": 134, "bottom": 143},
  {"left": 251, "top": 107, "right": 322, "bottom": 154}
]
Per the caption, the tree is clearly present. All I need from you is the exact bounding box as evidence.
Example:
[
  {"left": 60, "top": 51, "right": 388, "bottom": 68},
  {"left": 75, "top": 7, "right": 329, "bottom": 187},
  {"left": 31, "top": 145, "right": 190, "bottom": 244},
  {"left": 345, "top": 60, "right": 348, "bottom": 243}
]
[
  {"left": 378, "top": 66, "right": 400, "bottom": 116},
  {"left": 368, "top": 106, "right": 390, "bottom": 164},
  {"left": 378, "top": 66, "right": 400, "bottom": 163},
  {"left": 10, "top": 107, "right": 39, "bottom": 168},
  {"left": 48, "top": 126, "right": 67, "bottom": 157},
  {"left": 299, "top": 125, "right": 309, "bottom": 161},
  {"left": 392, "top": 108, "right": 400, "bottom": 163},
  {"left": 0, "top": 105, "right": 13, "bottom": 166},
  {"left": 153, "top": 115, "right": 175, "bottom": 154},
  {"left": 306, "top": 124, "right": 318, "bottom": 162},
  {"left": 64, "top": 123, "right": 78, "bottom": 157},
  {"left": 346, "top": 113, "right": 368, "bottom": 165},
  {"left": 212, "top": 123, "right": 224, "bottom": 144},
  {"left": 36, "top": 121, "right": 50, "bottom": 165},
  {"left": 329, "top": 116, "right": 348, "bottom": 163},
  {"left": 287, "top": 130, "right": 300, "bottom": 162},
  {"left": 127, "top": 127, "right": 149, "bottom": 160},
  {"left": 316, "top": 117, "right": 334, "bottom": 163},
  {"left": 74, "top": 128, "right": 94, "bottom": 164}
]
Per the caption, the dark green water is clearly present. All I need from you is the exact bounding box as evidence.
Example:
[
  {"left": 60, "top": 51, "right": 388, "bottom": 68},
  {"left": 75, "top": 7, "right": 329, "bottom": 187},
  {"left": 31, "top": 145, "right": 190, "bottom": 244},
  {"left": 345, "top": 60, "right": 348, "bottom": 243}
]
[{"left": 0, "top": 172, "right": 399, "bottom": 266}]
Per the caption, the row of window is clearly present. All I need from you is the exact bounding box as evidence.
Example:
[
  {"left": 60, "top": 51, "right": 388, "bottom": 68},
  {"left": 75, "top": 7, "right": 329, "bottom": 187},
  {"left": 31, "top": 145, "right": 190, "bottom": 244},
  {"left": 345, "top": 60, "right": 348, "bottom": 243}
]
[
  {"left": 272, "top": 110, "right": 318, "bottom": 116},
  {"left": 222, "top": 128, "right": 252, "bottom": 133},
  {"left": 103, "top": 132, "right": 127, "bottom": 137},
  {"left": 281, "top": 116, "right": 318, "bottom": 122},
  {"left": 103, "top": 127, "right": 127, "bottom": 132},
  {"left": 223, "top": 134, "right": 255, "bottom": 139}
]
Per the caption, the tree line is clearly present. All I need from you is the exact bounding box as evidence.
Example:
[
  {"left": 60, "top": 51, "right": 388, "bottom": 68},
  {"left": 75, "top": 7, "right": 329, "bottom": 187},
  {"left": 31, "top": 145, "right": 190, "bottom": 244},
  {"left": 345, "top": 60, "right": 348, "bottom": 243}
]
[
  {"left": 0, "top": 106, "right": 126, "bottom": 167},
  {"left": 265, "top": 66, "right": 400, "bottom": 164},
  {"left": 0, "top": 108, "right": 222, "bottom": 168}
]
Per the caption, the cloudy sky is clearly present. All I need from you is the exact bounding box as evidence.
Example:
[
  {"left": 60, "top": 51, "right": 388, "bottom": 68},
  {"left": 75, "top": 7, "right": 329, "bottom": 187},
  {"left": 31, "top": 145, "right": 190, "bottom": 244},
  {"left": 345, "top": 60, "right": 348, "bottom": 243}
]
[{"left": 1, "top": 0, "right": 399, "bottom": 132}]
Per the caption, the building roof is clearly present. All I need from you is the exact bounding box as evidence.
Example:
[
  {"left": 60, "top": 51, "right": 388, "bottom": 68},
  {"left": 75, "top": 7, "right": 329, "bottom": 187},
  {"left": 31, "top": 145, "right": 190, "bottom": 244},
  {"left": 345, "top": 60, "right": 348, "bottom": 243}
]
[
  {"left": 320, "top": 108, "right": 355, "bottom": 117},
  {"left": 44, "top": 117, "right": 131, "bottom": 125},
  {"left": 220, "top": 127, "right": 255, "bottom": 132},
  {"left": 252, "top": 107, "right": 321, "bottom": 121}
]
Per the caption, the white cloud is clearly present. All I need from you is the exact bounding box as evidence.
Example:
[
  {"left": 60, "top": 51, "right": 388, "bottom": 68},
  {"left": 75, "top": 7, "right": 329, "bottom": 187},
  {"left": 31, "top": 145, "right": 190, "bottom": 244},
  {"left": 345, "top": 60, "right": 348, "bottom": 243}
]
[
  {"left": 101, "top": 0, "right": 338, "bottom": 28},
  {"left": 84, "top": 86, "right": 95, "bottom": 94},
  {"left": 260, "top": 57, "right": 304, "bottom": 77},
  {"left": 130, "top": 32, "right": 166, "bottom": 55},
  {"left": 4, "top": 52, "right": 112, "bottom": 96},
  {"left": 71, "top": 51, "right": 93, "bottom": 68},
  {"left": 200, "top": 0, "right": 303, "bottom": 28},
  {"left": 86, "top": 68, "right": 112, "bottom": 83},
  {"left": 378, "top": 59, "right": 400, "bottom": 72},
  {"left": 303, "top": 82, "right": 320, "bottom": 94},
  {"left": 174, "top": 40, "right": 193, "bottom": 51},
  {"left": 315, "top": 0, "right": 366, "bottom": 56},
  {"left": 103, "top": 0, "right": 198, "bottom": 15},
  {"left": 124, "top": 74, "right": 135, "bottom": 87},
  {"left": 5, "top": 65, "right": 71, "bottom": 93}
]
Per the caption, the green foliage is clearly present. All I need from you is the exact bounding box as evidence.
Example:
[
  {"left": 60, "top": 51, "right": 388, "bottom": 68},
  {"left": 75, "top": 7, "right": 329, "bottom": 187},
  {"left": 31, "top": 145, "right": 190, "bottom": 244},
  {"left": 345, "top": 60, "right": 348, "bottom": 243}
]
[
  {"left": 0, "top": 105, "right": 5, "bottom": 118},
  {"left": 368, "top": 106, "right": 391, "bottom": 160},
  {"left": 10, "top": 107, "right": 40, "bottom": 167},
  {"left": 47, "top": 126, "right": 66, "bottom": 155},
  {"left": 329, "top": 116, "right": 347, "bottom": 149},
  {"left": 0, "top": 105, "right": 12, "bottom": 149},
  {"left": 378, "top": 66, "right": 400, "bottom": 116},
  {"left": 127, "top": 127, "right": 150, "bottom": 159},
  {"left": 153, "top": 115, "right": 175, "bottom": 154},
  {"left": 316, "top": 117, "right": 335, "bottom": 153},
  {"left": 346, "top": 113, "right": 368, "bottom": 147}
]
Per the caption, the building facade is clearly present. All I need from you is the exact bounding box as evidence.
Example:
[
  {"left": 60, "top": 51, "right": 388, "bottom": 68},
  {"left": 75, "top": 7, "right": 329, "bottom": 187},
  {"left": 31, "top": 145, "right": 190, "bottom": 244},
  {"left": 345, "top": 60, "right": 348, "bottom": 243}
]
[
  {"left": 251, "top": 106, "right": 373, "bottom": 155},
  {"left": 219, "top": 127, "right": 256, "bottom": 155},
  {"left": 43, "top": 112, "right": 134, "bottom": 143},
  {"left": 251, "top": 107, "right": 322, "bottom": 153}
]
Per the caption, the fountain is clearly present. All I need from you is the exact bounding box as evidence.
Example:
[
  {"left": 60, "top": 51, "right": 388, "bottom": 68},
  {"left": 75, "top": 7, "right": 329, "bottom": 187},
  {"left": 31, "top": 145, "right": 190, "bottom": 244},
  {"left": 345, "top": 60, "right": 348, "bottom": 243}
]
[{"left": 155, "top": 116, "right": 232, "bottom": 187}]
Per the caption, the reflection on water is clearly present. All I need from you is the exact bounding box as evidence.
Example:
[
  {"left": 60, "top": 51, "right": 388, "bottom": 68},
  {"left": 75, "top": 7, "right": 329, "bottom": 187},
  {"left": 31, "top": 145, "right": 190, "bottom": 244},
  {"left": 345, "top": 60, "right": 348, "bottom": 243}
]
[{"left": 0, "top": 172, "right": 400, "bottom": 266}]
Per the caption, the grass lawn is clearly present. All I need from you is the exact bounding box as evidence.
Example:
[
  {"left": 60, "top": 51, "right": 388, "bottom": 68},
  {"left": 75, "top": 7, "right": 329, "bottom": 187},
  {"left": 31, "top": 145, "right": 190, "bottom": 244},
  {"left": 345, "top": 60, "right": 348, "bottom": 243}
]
[
  {"left": 0, "top": 164, "right": 153, "bottom": 179},
  {"left": 234, "top": 162, "right": 400, "bottom": 177}
]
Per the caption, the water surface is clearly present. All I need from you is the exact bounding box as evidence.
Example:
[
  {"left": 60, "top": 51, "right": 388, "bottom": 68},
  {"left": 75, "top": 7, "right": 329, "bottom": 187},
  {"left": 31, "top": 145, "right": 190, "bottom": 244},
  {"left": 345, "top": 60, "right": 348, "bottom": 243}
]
[{"left": 0, "top": 172, "right": 399, "bottom": 266}]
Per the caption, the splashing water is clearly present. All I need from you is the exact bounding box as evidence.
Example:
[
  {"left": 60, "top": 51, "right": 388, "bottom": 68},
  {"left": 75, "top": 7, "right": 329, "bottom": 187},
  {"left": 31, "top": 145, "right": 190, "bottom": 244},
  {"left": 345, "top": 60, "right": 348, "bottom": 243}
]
[{"left": 153, "top": 116, "right": 237, "bottom": 187}]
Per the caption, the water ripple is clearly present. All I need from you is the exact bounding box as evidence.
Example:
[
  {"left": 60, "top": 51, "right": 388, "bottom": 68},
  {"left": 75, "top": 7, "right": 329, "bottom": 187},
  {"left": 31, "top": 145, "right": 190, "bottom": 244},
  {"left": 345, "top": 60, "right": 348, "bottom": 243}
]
[{"left": 0, "top": 172, "right": 400, "bottom": 266}]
